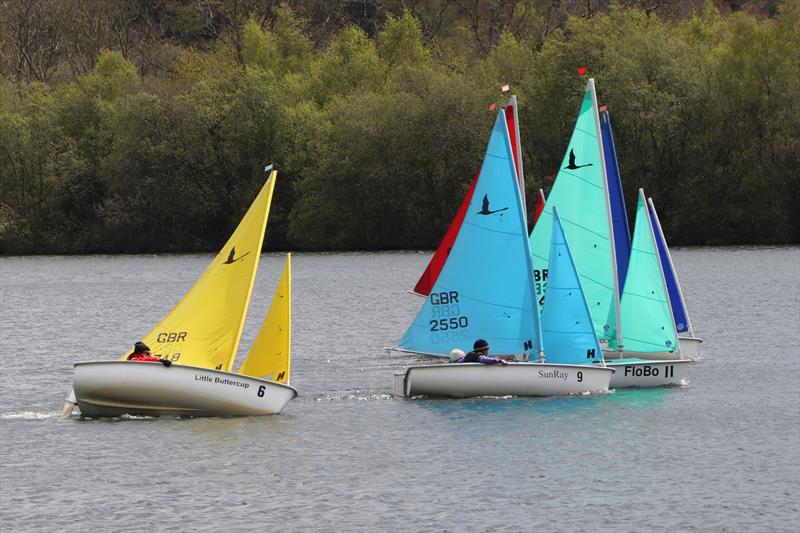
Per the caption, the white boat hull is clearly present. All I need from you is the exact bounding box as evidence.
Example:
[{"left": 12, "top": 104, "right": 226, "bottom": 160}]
[
  {"left": 678, "top": 336, "right": 702, "bottom": 358},
  {"left": 394, "top": 363, "right": 614, "bottom": 398},
  {"left": 73, "top": 361, "right": 297, "bottom": 417},
  {"left": 604, "top": 358, "right": 692, "bottom": 388},
  {"left": 603, "top": 349, "right": 683, "bottom": 361}
]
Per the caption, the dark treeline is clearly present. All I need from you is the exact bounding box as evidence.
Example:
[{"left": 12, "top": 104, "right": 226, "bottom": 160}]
[{"left": 1, "top": 0, "right": 797, "bottom": 254}]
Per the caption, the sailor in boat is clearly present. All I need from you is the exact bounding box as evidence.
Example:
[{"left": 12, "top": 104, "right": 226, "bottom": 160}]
[
  {"left": 451, "top": 339, "right": 507, "bottom": 365},
  {"left": 127, "top": 341, "right": 172, "bottom": 367}
]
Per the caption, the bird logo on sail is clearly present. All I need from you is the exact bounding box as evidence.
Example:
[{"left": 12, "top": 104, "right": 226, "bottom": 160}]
[
  {"left": 223, "top": 247, "right": 250, "bottom": 265},
  {"left": 477, "top": 195, "right": 508, "bottom": 216},
  {"left": 564, "top": 149, "right": 593, "bottom": 170}
]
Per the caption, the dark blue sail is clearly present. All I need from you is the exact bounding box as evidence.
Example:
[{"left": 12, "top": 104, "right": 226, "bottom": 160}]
[
  {"left": 647, "top": 199, "right": 691, "bottom": 334},
  {"left": 600, "top": 110, "right": 631, "bottom": 290}
]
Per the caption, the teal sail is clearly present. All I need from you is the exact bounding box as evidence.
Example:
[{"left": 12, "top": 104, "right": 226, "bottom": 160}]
[
  {"left": 540, "top": 208, "right": 603, "bottom": 365},
  {"left": 619, "top": 190, "right": 678, "bottom": 353},
  {"left": 399, "top": 111, "right": 539, "bottom": 357},
  {"left": 529, "top": 79, "right": 619, "bottom": 346}
]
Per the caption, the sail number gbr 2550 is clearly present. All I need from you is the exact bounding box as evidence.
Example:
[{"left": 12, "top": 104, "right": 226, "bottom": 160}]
[{"left": 428, "top": 291, "right": 469, "bottom": 332}]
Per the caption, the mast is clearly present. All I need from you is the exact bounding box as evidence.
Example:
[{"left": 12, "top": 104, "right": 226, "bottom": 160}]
[
  {"left": 641, "top": 190, "right": 681, "bottom": 356},
  {"left": 589, "top": 79, "right": 622, "bottom": 358},
  {"left": 648, "top": 197, "right": 695, "bottom": 337}
]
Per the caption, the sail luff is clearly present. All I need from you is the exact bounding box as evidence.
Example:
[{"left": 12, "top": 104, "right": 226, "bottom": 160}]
[{"left": 224, "top": 170, "right": 276, "bottom": 371}]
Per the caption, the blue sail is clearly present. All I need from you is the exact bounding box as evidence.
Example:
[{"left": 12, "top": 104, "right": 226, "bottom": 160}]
[
  {"left": 399, "top": 111, "right": 539, "bottom": 357},
  {"left": 600, "top": 109, "right": 631, "bottom": 291},
  {"left": 647, "top": 199, "right": 691, "bottom": 334},
  {"left": 540, "top": 209, "right": 603, "bottom": 365}
]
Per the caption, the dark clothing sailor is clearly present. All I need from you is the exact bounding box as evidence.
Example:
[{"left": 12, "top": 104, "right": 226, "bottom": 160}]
[{"left": 453, "top": 339, "right": 507, "bottom": 365}]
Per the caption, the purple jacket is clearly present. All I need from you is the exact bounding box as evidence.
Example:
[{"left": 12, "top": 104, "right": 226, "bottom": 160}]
[{"left": 453, "top": 354, "right": 503, "bottom": 365}]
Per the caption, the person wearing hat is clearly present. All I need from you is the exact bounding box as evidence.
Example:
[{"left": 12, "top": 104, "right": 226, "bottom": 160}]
[
  {"left": 452, "top": 339, "right": 507, "bottom": 365},
  {"left": 127, "top": 341, "right": 172, "bottom": 367}
]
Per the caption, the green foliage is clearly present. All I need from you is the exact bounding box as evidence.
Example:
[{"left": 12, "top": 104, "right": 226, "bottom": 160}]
[{"left": 1, "top": 2, "right": 797, "bottom": 254}]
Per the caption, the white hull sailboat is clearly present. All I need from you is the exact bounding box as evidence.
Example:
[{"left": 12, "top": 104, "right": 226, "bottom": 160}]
[
  {"left": 65, "top": 167, "right": 296, "bottom": 417},
  {"left": 73, "top": 362, "right": 297, "bottom": 417},
  {"left": 395, "top": 363, "right": 613, "bottom": 398},
  {"left": 529, "top": 82, "right": 694, "bottom": 387},
  {"left": 394, "top": 108, "right": 613, "bottom": 398}
]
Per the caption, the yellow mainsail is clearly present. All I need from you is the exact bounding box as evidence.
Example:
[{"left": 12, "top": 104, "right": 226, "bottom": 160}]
[
  {"left": 121, "top": 170, "right": 277, "bottom": 371},
  {"left": 238, "top": 253, "right": 291, "bottom": 384}
]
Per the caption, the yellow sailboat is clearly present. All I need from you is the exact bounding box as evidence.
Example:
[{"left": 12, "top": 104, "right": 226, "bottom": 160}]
[{"left": 66, "top": 168, "right": 297, "bottom": 417}]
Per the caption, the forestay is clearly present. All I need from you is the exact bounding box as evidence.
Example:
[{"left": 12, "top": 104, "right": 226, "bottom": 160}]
[
  {"left": 120, "top": 172, "right": 277, "bottom": 371},
  {"left": 399, "top": 110, "right": 538, "bottom": 357}
]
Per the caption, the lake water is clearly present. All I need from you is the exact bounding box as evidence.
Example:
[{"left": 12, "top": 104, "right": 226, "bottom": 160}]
[{"left": 1, "top": 248, "right": 798, "bottom": 531}]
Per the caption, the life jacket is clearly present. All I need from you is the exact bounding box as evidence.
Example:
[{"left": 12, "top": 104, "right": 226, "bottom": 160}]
[{"left": 128, "top": 353, "right": 162, "bottom": 362}]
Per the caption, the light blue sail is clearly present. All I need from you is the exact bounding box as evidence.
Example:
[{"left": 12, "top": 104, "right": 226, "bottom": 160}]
[
  {"left": 540, "top": 209, "right": 603, "bottom": 365},
  {"left": 399, "top": 111, "right": 539, "bottom": 357},
  {"left": 619, "top": 190, "right": 678, "bottom": 353}
]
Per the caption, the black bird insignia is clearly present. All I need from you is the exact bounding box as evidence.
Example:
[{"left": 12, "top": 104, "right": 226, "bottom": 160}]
[
  {"left": 223, "top": 247, "right": 250, "bottom": 264},
  {"left": 565, "top": 149, "right": 593, "bottom": 170},
  {"left": 477, "top": 194, "right": 509, "bottom": 215}
]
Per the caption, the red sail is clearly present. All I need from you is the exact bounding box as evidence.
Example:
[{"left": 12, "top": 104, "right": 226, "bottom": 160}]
[
  {"left": 412, "top": 173, "right": 479, "bottom": 296},
  {"left": 505, "top": 103, "right": 522, "bottom": 187},
  {"left": 531, "top": 188, "right": 546, "bottom": 227}
]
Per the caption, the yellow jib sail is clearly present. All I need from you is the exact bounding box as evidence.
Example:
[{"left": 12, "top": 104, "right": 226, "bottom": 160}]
[
  {"left": 238, "top": 253, "right": 291, "bottom": 384},
  {"left": 122, "top": 171, "right": 277, "bottom": 371}
]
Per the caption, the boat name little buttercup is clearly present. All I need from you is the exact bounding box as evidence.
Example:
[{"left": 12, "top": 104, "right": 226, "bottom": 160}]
[{"left": 194, "top": 374, "right": 251, "bottom": 389}]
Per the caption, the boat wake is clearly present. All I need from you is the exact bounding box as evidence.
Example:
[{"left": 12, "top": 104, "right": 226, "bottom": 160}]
[
  {"left": 1, "top": 411, "right": 58, "bottom": 420},
  {"left": 313, "top": 391, "right": 394, "bottom": 402}
]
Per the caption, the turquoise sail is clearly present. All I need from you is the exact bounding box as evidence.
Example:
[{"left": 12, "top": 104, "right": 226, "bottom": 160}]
[
  {"left": 399, "top": 111, "right": 539, "bottom": 357},
  {"left": 540, "top": 208, "right": 603, "bottom": 365},
  {"left": 619, "top": 190, "right": 678, "bottom": 353},
  {"left": 529, "top": 79, "right": 618, "bottom": 346}
]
